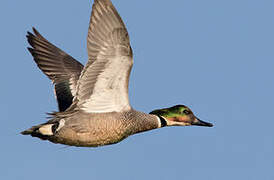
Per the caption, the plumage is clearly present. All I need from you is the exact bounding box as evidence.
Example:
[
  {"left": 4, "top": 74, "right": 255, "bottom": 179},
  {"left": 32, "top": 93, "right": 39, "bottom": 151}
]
[
  {"left": 21, "top": 0, "right": 213, "bottom": 147},
  {"left": 27, "top": 28, "right": 83, "bottom": 111},
  {"left": 76, "top": 0, "right": 132, "bottom": 113}
]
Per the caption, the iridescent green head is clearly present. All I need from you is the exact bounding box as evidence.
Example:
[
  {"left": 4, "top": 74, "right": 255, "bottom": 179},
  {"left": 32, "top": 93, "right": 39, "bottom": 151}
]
[{"left": 149, "top": 105, "right": 213, "bottom": 127}]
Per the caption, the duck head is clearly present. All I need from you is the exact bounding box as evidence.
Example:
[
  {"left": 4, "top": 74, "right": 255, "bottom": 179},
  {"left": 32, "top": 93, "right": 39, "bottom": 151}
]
[{"left": 149, "top": 105, "right": 213, "bottom": 127}]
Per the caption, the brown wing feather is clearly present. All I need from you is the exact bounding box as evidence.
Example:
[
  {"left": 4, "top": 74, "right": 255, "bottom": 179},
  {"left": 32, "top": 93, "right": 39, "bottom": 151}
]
[{"left": 27, "top": 28, "right": 84, "bottom": 111}]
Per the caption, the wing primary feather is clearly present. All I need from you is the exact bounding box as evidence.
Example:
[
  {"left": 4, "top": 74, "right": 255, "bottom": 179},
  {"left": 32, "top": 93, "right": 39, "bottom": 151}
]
[{"left": 27, "top": 28, "right": 84, "bottom": 111}]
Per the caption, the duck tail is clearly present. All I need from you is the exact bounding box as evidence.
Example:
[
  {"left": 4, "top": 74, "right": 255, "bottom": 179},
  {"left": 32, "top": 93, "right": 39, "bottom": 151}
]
[
  {"left": 21, "top": 125, "right": 40, "bottom": 135},
  {"left": 21, "top": 123, "right": 54, "bottom": 140}
]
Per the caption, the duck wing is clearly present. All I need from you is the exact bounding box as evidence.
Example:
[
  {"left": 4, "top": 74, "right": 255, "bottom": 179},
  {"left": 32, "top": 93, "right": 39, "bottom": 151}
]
[
  {"left": 74, "top": 0, "right": 133, "bottom": 113},
  {"left": 27, "top": 28, "right": 83, "bottom": 111}
]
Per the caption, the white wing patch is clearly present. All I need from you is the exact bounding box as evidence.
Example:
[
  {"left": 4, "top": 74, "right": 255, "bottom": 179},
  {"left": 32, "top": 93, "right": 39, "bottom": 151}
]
[{"left": 81, "top": 55, "right": 132, "bottom": 113}]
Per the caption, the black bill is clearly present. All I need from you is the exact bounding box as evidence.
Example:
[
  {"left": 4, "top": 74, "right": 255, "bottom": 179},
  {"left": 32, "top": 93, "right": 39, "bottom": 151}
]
[{"left": 192, "top": 117, "right": 213, "bottom": 127}]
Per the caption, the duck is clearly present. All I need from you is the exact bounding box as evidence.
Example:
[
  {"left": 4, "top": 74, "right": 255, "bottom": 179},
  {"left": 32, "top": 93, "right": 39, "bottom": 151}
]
[{"left": 21, "top": 0, "right": 213, "bottom": 147}]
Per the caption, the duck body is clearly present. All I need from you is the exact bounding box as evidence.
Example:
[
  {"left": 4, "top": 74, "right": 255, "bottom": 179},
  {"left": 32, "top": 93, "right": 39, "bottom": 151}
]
[{"left": 24, "top": 109, "right": 160, "bottom": 147}]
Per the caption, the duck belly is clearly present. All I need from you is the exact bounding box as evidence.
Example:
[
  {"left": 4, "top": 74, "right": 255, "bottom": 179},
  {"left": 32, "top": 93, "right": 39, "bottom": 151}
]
[{"left": 49, "top": 117, "right": 130, "bottom": 147}]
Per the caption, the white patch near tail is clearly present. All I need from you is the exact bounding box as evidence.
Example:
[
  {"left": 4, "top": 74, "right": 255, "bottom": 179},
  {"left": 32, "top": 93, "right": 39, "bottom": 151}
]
[
  {"left": 38, "top": 119, "right": 65, "bottom": 136},
  {"left": 56, "top": 119, "right": 65, "bottom": 131},
  {"left": 38, "top": 124, "right": 54, "bottom": 135}
]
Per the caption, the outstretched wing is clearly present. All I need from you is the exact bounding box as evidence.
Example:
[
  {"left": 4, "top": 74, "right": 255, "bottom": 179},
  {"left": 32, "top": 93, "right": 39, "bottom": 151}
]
[
  {"left": 75, "top": 0, "right": 133, "bottom": 113},
  {"left": 27, "top": 28, "right": 84, "bottom": 111}
]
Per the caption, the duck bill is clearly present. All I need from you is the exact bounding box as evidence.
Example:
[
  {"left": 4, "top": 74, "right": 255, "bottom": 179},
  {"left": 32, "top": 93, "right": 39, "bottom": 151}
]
[{"left": 192, "top": 117, "right": 213, "bottom": 127}]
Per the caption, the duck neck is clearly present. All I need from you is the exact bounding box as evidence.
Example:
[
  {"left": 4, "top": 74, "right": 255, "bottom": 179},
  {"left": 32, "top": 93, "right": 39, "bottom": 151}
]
[{"left": 128, "top": 111, "right": 164, "bottom": 135}]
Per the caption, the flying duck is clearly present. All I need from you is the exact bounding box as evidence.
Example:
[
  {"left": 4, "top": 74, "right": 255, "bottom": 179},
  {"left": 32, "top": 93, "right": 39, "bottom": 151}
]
[{"left": 21, "top": 0, "right": 213, "bottom": 147}]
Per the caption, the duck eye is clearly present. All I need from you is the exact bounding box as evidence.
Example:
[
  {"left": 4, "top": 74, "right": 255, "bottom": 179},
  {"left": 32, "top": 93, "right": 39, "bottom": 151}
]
[{"left": 183, "top": 110, "right": 190, "bottom": 115}]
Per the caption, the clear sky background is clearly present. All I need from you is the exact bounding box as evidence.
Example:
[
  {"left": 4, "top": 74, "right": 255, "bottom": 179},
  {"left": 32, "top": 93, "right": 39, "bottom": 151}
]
[{"left": 1, "top": 0, "right": 274, "bottom": 179}]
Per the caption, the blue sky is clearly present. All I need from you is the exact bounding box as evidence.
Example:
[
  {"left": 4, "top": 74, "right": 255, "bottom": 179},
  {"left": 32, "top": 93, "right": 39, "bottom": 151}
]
[{"left": 1, "top": 0, "right": 274, "bottom": 179}]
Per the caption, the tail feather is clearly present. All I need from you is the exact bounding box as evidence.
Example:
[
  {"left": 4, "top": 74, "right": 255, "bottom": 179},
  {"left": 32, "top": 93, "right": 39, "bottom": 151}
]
[
  {"left": 21, "top": 125, "right": 41, "bottom": 135},
  {"left": 21, "top": 124, "right": 52, "bottom": 140}
]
